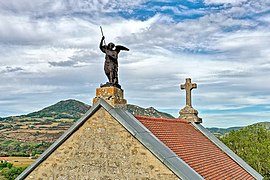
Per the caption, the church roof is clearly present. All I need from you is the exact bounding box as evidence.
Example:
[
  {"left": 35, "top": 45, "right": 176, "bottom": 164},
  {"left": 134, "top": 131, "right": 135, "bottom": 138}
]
[
  {"left": 136, "top": 116, "right": 261, "bottom": 179},
  {"left": 17, "top": 99, "right": 263, "bottom": 180}
]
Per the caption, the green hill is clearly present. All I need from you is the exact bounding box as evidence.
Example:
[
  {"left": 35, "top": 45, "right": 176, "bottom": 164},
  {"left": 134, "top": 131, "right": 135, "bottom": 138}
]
[
  {"left": 254, "top": 121, "right": 270, "bottom": 130},
  {"left": 26, "top": 99, "right": 90, "bottom": 119},
  {"left": 220, "top": 124, "right": 270, "bottom": 179},
  {"left": 206, "top": 127, "right": 242, "bottom": 136},
  {"left": 207, "top": 122, "right": 270, "bottom": 137},
  {"left": 1, "top": 99, "right": 174, "bottom": 123},
  {"left": 126, "top": 104, "right": 174, "bottom": 119}
]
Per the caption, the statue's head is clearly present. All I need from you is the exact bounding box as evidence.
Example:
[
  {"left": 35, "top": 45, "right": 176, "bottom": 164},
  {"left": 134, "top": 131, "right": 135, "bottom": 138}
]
[{"left": 108, "top": 42, "right": 115, "bottom": 50}]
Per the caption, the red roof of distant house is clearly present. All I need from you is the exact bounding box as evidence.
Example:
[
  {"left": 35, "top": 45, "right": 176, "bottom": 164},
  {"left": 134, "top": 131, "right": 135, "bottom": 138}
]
[
  {"left": 135, "top": 116, "right": 254, "bottom": 180},
  {"left": 0, "top": 157, "right": 8, "bottom": 161}
]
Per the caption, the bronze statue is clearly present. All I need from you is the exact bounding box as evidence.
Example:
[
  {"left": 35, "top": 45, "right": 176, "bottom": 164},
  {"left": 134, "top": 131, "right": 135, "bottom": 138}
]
[{"left": 99, "top": 31, "right": 129, "bottom": 89}]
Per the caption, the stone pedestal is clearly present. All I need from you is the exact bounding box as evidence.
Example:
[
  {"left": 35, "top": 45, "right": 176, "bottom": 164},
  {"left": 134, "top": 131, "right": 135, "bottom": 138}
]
[
  {"left": 179, "top": 105, "right": 202, "bottom": 123},
  {"left": 93, "top": 86, "right": 127, "bottom": 108}
]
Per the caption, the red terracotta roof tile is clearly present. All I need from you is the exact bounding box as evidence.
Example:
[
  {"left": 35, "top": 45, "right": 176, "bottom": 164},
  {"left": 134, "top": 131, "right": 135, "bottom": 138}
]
[{"left": 135, "top": 116, "right": 254, "bottom": 180}]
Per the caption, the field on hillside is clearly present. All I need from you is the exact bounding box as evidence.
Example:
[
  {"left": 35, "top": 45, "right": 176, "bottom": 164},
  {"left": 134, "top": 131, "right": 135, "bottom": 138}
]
[
  {"left": 0, "top": 116, "right": 72, "bottom": 143},
  {"left": 0, "top": 157, "right": 34, "bottom": 168},
  {"left": 0, "top": 156, "right": 34, "bottom": 180}
]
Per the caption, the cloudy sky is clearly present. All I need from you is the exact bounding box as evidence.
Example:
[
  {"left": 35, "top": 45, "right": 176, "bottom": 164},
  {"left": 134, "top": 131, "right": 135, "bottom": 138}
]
[{"left": 1, "top": 0, "right": 270, "bottom": 128}]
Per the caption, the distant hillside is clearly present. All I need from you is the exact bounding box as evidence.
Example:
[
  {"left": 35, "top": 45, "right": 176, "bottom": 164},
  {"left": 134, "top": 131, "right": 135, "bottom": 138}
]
[
  {"left": 1, "top": 99, "right": 174, "bottom": 122},
  {"left": 26, "top": 99, "right": 90, "bottom": 119},
  {"left": 254, "top": 121, "right": 270, "bottom": 130},
  {"left": 207, "top": 122, "right": 270, "bottom": 137},
  {"left": 0, "top": 99, "right": 175, "bottom": 146},
  {"left": 207, "top": 127, "right": 242, "bottom": 136},
  {"left": 126, "top": 104, "right": 174, "bottom": 119},
  {"left": 220, "top": 123, "right": 270, "bottom": 178}
]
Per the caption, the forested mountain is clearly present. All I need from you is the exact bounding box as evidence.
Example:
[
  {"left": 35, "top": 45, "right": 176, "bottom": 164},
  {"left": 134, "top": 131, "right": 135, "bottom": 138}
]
[
  {"left": 126, "top": 104, "right": 174, "bottom": 119},
  {"left": 220, "top": 124, "right": 270, "bottom": 179},
  {"left": 0, "top": 99, "right": 174, "bottom": 123},
  {"left": 26, "top": 99, "right": 90, "bottom": 119},
  {"left": 207, "top": 126, "right": 242, "bottom": 136}
]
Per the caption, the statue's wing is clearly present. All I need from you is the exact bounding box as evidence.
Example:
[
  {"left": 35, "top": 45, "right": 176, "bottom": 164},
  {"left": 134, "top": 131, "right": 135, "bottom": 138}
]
[{"left": 115, "top": 45, "right": 129, "bottom": 53}]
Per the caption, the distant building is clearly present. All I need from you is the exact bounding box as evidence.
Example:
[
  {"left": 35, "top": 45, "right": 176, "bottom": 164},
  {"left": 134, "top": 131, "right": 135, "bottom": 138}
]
[
  {"left": 17, "top": 80, "right": 263, "bottom": 180},
  {"left": 0, "top": 157, "right": 9, "bottom": 163}
]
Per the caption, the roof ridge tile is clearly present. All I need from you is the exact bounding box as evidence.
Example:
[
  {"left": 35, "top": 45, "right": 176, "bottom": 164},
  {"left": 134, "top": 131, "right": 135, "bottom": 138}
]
[{"left": 135, "top": 115, "right": 189, "bottom": 123}]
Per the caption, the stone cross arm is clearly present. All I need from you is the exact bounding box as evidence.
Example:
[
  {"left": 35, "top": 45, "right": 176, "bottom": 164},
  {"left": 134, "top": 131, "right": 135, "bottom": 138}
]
[{"left": 181, "top": 78, "right": 197, "bottom": 106}]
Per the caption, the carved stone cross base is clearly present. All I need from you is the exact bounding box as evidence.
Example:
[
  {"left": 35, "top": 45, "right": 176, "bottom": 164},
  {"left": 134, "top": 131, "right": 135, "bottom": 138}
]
[
  {"left": 93, "top": 86, "right": 127, "bottom": 108},
  {"left": 179, "top": 105, "right": 202, "bottom": 123}
]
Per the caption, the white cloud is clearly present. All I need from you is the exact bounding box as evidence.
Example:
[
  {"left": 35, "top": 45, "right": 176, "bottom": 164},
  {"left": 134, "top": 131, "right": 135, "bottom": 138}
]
[
  {"left": 204, "top": 0, "right": 247, "bottom": 5},
  {"left": 0, "top": 0, "right": 146, "bottom": 17}
]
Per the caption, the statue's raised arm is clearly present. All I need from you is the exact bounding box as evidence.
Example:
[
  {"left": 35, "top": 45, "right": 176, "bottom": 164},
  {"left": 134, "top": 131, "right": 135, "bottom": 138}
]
[{"left": 99, "top": 36, "right": 106, "bottom": 53}]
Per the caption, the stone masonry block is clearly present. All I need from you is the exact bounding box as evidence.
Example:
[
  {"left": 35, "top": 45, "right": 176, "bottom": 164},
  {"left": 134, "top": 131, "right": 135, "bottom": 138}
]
[{"left": 93, "top": 86, "right": 127, "bottom": 107}]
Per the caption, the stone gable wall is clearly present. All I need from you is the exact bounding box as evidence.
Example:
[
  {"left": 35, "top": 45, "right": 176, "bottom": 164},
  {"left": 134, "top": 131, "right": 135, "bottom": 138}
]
[{"left": 26, "top": 107, "right": 179, "bottom": 179}]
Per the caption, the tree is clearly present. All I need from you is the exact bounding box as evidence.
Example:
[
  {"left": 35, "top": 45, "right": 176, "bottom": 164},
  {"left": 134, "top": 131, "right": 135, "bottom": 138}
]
[
  {"left": 1, "top": 166, "right": 27, "bottom": 180},
  {"left": 0, "top": 162, "right": 13, "bottom": 170},
  {"left": 220, "top": 124, "right": 270, "bottom": 179}
]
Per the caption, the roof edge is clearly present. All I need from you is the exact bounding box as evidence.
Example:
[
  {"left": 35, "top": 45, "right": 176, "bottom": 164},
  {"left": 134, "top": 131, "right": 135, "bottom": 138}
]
[
  {"left": 135, "top": 115, "right": 188, "bottom": 123},
  {"left": 192, "top": 123, "right": 263, "bottom": 180}
]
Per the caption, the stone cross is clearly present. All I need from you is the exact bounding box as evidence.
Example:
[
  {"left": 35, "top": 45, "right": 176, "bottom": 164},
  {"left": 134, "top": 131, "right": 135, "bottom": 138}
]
[{"left": 181, "top": 78, "right": 197, "bottom": 107}]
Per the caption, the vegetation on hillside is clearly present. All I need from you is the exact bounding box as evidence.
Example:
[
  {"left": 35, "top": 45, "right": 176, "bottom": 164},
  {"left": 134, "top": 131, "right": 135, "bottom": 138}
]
[
  {"left": 0, "top": 164, "right": 26, "bottom": 180},
  {"left": 0, "top": 140, "right": 51, "bottom": 157},
  {"left": 126, "top": 104, "right": 175, "bottom": 119},
  {"left": 207, "top": 126, "right": 242, "bottom": 136},
  {"left": 254, "top": 121, "right": 270, "bottom": 130},
  {"left": 1, "top": 99, "right": 175, "bottom": 124},
  {"left": 220, "top": 124, "right": 270, "bottom": 179},
  {"left": 26, "top": 99, "right": 90, "bottom": 119}
]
